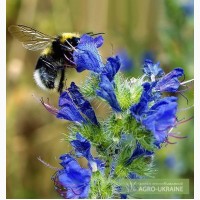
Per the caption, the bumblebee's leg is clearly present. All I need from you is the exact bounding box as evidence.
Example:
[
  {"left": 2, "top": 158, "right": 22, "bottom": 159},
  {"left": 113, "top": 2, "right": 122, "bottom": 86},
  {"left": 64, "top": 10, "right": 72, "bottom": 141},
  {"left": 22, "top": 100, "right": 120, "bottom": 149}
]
[{"left": 58, "top": 69, "right": 65, "bottom": 94}]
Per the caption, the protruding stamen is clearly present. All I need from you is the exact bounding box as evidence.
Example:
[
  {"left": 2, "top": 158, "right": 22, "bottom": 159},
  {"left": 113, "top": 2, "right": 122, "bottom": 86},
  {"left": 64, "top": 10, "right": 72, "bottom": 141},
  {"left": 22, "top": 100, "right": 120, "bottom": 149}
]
[
  {"left": 177, "top": 116, "right": 194, "bottom": 125},
  {"left": 165, "top": 139, "right": 177, "bottom": 145},
  {"left": 177, "top": 105, "right": 194, "bottom": 112},
  {"left": 168, "top": 133, "right": 187, "bottom": 139},
  {"left": 64, "top": 53, "right": 76, "bottom": 65},
  {"left": 178, "top": 92, "right": 189, "bottom": 105},
  {"left": 180, "top": 79, "right": 194, "bottom": 85},
  {"left": 40, "top": 97, "right": 58, "bottom": 115}
]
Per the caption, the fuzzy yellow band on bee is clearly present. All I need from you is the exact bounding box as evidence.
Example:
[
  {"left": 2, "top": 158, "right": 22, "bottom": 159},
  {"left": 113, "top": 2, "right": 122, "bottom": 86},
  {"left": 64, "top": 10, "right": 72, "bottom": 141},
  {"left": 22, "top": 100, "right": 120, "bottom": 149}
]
[
  {"left": 41, "top": 46, "right": 53, "bottom": 55},
  {"left": 60, "top": 33, "right": 80, "bottom": 43}
]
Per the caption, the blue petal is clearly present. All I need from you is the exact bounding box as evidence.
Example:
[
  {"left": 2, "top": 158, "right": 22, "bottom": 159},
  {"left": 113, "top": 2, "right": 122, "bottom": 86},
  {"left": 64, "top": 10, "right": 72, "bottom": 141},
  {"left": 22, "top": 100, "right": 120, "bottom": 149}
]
[
  {"left": 70, "top": 133, "right": 91, "bottom": 159},
  {"left": 94, "top": 35, "right": 104, "bottom": 48},
  {"left": 88, "top": 157, "right": 105, "bottom": 173},
  {"left": 68, "top": 82, "right": 99, "bottom": 125},
  {"left": 59, "top": 154, "right": 77, "bottom": 168},
  {"left": 102, "top": 56, "right": 121, "bottom": 82},
  {"left": 143, "top": 59, "right": 164, "bottom": 77},
  {"left": 54, "top": 154, "right": 91, "bottom": 199},
  {"left": 96, "top": 75, "right": 121, "bottom": 112},
  {"left": 58, "top": 92, "right": 73, "bottom": 107},
  {"left": 73, "top": 34, "right": 104, "bottom": 73},
  {"left": 155, "top": 68, "right": 184, "bottom": 92},
  {"left": 150, "top": 96, "right": 177, "bottom": 111},
  {"left": 130, "top": 97, "right": 148, "bottom": 122},
  {"left": 142, "top": 97, "right": 178, "bottom": 144},
  {"left": 79, "top": 34, "right": 103, "bottom": 48},
  {"left": 56, "top": 92, "right": 86, "bottom": 123},
  {"left": 71, "top": 133, "right": 105, "bottom": 173},
  {"left": 118, "top": 50, "right": 134, "bottom": 73},
  {"left": 130, "top": 82, "right": 153, "bottom": 121}
]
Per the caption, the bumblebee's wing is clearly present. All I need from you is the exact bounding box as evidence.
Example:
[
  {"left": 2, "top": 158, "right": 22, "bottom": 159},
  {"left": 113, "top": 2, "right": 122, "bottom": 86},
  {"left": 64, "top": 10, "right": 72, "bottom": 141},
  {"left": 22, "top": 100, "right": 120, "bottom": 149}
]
[{"left": 8, "top": 25, "right": 55, "bottom": 51}]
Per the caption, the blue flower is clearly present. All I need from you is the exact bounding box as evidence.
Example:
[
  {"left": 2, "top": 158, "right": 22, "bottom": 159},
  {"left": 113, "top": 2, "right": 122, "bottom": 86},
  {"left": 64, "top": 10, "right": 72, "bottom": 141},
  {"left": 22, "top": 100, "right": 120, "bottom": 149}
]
[
  {"left": 126, "top": 141, "right": 153, "bottom": 165},
  {"left": 142, "top": 97, "right": 178, "bottom": 144},
  {"left": 70, "top": 133, "right": 105, "bottom": 173},
  {"left": 70, "top": 133, "right": 91, "bottom": 159},
  {"left": 72, "top": 34, "right": 122, "bottom": 112},
  {"left": 155, "top": 68, "right": 184, "bottom": 92},
  {"left": 56, "top": 82, "right": 98, "bottom": 125},
  {"left": 180, "top": 0, "right": 194, "bottom": 16},
  {"left": 130, "top": 97, "right": 148, "bottom": 122},
  {"left": 117, "top": 50, "right": 134, "bottom": 73},
  {"left": 57, "top": 92, "right": 86, "bottom": 124},
  {"left": 96, "top": 75, "right": 122, "bottom": 112},
  {"left": 80, "top": 34, "right": 104, "bottom": 48},
  {"left": 68, "top": 82, "right": 99, "bottom": 125},
  {"left": 102, "top": 56, "right": 121, "bottom": 82},
  {"left": 130, "top": 82, "right": 155, "bottom": 122},
  {"left": 95, "top": 56, "right": 121, "bottom": 112},
  {"left": 143, "top": 59, "right": 164, "bottom": 78},
  {"left": 53, "top": 154, "right": 91, "bottom": 199},
  {"left": 165, "top": 155, "right": 176, "bottom": 169},
  {"left": 130, "top": 82, "right": 178, "bottom": 145},
  {"left": 73, "top": 34, "right": 104, "bottom": 73}
]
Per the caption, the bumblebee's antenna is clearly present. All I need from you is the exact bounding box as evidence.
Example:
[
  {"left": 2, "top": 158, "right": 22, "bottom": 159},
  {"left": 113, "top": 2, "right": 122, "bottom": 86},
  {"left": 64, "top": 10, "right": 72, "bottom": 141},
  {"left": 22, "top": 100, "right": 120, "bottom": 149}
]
[
  {"left": 85, "top": 32, "right": 94, "bottom": 35},
  {"left": 86, "top": 32, "right": 105, "bottom": 36},
  {"left": 90, "top": 32, "right": 105, "bottom": 36}
]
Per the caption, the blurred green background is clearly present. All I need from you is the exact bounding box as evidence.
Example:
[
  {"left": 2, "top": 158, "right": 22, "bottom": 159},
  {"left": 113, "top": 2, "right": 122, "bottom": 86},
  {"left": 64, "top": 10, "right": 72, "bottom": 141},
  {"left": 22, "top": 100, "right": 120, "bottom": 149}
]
[{"left": 6, "top": 0, "right": 194, "bottom": 198}]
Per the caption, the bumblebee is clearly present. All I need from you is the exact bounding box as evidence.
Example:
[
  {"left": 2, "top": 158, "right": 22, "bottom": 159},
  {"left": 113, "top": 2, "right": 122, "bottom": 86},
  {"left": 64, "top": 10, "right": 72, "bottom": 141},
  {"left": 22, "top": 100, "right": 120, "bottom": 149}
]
[{"left": 8, "top": 25, "right": 82, "bottom": 93}]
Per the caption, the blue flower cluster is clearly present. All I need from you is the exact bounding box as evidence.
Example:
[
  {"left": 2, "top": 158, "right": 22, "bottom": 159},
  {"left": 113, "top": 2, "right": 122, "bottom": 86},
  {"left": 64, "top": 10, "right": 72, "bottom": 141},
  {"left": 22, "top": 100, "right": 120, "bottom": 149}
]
[
  {"left": 73, "top": 34, "right": 121, "bottom": 112},
  {"left": 130, "top": 60, "right": 184, "bottom": 146},
  {"left": 52, "top": 133, "right": 105, "bottom": 199},
  {"left": 40, "top": 34, "right": 185, "bottom": 199}
]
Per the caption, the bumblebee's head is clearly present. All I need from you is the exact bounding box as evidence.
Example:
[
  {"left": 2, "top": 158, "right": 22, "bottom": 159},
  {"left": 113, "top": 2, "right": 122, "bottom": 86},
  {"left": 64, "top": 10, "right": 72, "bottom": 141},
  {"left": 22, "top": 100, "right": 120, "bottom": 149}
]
[{"left": 59, "top": 33, "right": 80, "bottom": 51}]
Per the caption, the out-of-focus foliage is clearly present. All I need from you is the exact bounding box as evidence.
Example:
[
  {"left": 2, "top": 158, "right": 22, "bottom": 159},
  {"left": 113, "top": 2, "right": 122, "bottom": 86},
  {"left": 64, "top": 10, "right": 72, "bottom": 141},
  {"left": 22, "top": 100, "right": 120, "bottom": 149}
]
[{"left": 6, "top": 0, "right": 193, "bottom": 198}]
